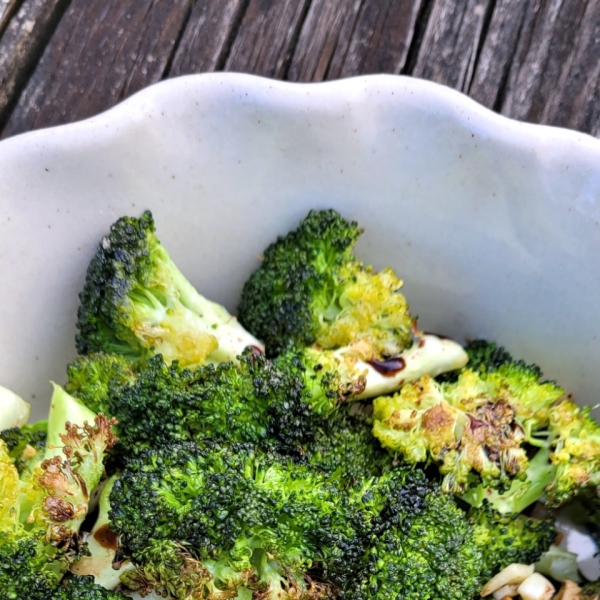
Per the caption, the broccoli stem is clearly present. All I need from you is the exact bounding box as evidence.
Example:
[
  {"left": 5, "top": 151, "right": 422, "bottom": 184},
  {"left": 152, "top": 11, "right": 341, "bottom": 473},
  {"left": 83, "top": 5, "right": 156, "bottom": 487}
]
[
  {"left": 0, "top": 384, "right": 30, "bottom": 430},
  {"left": 70, "top": 475, "right": 134, "bottom": 589},
  {"left": 461, "top": 447, "right": 556, "bottom": 515},
  {"left": 45, "top": 383, "right": 98, "bottom": 457},
  {"left": 354, "top": 334, "right": 468, "bottom": 400},
  {"left": 163, "top": 260, "right": 264, "bottom": 364}
]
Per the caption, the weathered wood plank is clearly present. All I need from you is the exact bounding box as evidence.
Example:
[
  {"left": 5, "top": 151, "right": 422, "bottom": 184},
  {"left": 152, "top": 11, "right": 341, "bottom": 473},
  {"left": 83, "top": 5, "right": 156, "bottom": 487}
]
[
  {"left": 2, "top": 0, "right": 193, "bottom": 138},
  {"left": 411, "top": 0, "right": 493, "bottom": 92},
  {"left": 224, "top": 0, "right": 311, "bottom": 78},
  {"left": 287, "top": 0, "right": 363, "bottom": 82},
  {"left": 540, "top": 0, "right": 600, "bottom": 136},
  {"left": 168, "top": 0, "right": 248, "bottom": 76},
  {"left": 0, "top": 0, "right": 70, "bottom": 130},
  {"left": 468, "top": 0, "right": 533, "bottom": 111},
  {"left": 333, "top": 0, "right": 424, "bottom": 78},
  {"left": 500, "top": 0, "right": 590, "bottom": 125}
]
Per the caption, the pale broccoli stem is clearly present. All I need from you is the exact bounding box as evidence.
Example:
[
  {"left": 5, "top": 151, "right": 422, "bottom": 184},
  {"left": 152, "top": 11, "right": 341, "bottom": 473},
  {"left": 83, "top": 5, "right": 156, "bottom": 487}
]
[
  {"left": 71, "top": 475, "right": 135, "bottom": 589},
  {"left": 0, "top": 384, "right": 30, "bottom": 430},
  {"left": 349, "top": 334, "right": 469, "bottom": 400}
]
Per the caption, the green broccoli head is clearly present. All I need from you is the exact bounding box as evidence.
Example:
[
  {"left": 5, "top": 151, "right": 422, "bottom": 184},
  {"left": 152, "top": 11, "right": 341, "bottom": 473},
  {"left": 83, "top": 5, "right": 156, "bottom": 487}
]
[
  {"left": 238, "top": 209, "right": 413, "bottom": 359},
  {"left": 469, "top": 504, "right": 557, "bottom": 582},
  {"left": 51, "top": 575, "right": 126, "bottom": 600},
  {"left": 67, "top": 349, "right": 322, "bottom": 457},
  {"left": 109, "top": 441, "right": 361, "bottom": 598},
  {"left": 110, "top": 440, "right": 454, "bottom": 600},
  {"left": 372, "top": 340, "right": 565, "bottom": 498},
  {"left": 65, "top": 353, "right": 137, "bottom": 416},
  {"left": 76, "top": 211, "right": 262, "bottom": 367},
  {"left": 305, "top": 402, "right": 393, "bottom": 485},
  {"left": 345, "top": 484, "right": 483, "bottom": 600},
  {"left": 0, "top": 421, "right": 47, "bottom": 473}
]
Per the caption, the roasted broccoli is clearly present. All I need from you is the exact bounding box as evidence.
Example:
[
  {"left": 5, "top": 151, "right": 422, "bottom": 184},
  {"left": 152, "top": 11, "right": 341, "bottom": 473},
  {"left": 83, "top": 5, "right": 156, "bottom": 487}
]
[
  {"left": 277, "top": 333, "right": 468, "bottom": 416},
  {"left": 373, "top": 340, "right": 600, "bottom": 513},
  {"left": 0, "top": 385, "right": 117, "bottom": 600},
  {"left": 76, "top": 211, "right": 262, "bottom": 367},
  {"left": 238, "top": 209, "right": 414, "bottom": 359},
  {"left": 0, "top": 420, "right": 47, "bottom": 473},
  {"left": 468, "top": 504, "right": 557, "bottom": 582},
  {"left": 108, "top": 439, "right": 479, "bottom": 600},
  {"left": 345, "top": 482, "right": 484, "bottom": 600},
  {"left": 67, "top": 349, "right": 321, "bottom": 457},
  {"left": 109, "top": 442, "right": 351, "bottom": 599}
]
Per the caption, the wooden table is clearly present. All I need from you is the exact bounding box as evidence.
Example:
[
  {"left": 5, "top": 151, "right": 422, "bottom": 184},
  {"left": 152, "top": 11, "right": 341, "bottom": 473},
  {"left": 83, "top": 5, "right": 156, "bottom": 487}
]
[{"left": 0, "top": 0, "right": 598, "bottom": 140}]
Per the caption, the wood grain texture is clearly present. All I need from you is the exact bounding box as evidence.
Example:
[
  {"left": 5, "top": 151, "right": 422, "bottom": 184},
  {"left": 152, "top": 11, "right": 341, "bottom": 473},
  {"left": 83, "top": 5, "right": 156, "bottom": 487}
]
[
  {"left": 225, "top": 0, "right": 311, "bottom": 77},
  {"left": 168, "top": 0, "right": 248, "bottom": 76},
  {"left": 468, "top": 0, "right": 533, "bottom": 111},
  {"left": 0, "top": 0, "right": 69, "bottom": 129},
  {"left": 287, "top": 0, "right": 362, "bottom": 82},
  {"left": 335, "top": 0, "right": 424, "bottom": 77},
  {"left": 411, "top": 0, "right": 493, "bottom": 91},
  {"left": 498, "top": 0, "right": 600, "bottom": 134},
  {"left": 2, "top": 0, "right": 194, "bottom": 137}
]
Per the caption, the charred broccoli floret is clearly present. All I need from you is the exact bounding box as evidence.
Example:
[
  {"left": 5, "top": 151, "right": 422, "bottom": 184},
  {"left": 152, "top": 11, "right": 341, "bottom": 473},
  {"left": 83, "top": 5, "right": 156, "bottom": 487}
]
[
  {"left": 345, "top": 484, "right": 484, "bottom": 600},
  {"left": 109, "top": 440, "right": 460, "bottom": 600},
  {"left": 109, "top": 442, "right": 354, "bottom": 599},
  {"left": 0, "top": 420, "right": 47, "bottom": 473},
  {"left": 469, "top": 504, "right": 557, "bottom": 581},
  {"left": 238, "top": 209, "right": 413, "bottom": 359},
  {"left": 0, "top": 386, "right": 117, "bottom": 600},
  {"left": 67, "top": 350, "right": 321, "bottom": 457},
  {"left": 76, "top": 211, "right": 262, "bottom": 367}
]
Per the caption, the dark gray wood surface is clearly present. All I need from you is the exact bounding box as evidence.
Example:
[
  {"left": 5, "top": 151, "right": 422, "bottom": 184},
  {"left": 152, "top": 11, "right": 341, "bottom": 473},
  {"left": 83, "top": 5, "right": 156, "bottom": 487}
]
[{"left": 0, "top": 0, "right": 598, "bottom": 139}]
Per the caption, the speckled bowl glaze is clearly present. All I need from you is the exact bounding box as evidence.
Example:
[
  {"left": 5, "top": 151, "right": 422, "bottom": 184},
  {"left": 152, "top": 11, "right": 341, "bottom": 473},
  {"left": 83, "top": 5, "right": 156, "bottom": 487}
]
[{"left": 1, "top": 73, "right": 600, "bottom": 573}]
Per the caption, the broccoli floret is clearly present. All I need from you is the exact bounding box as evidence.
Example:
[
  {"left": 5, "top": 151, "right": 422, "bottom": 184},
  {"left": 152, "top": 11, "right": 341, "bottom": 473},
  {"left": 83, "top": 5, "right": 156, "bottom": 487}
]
[
  {"left": 0, "top": 386, "right": 117, "bottom": 600},
  {"left": 372, "top": 341, "right": 566, "bottom": 497},
  {"left": 238, "top": 209, "right": 413, "bottom": 359},
  {"left": 76, "top": 211, "right": 262, "bottom": 367},
  {"left": 305, "top": 402, "right": 392, "bottom": 484},
  {"left": 65, "top": 353, "right": 137, "bottom": 416},
  {"left": 469, "top": 504, "right": 557, "bottom": 582},
  {"left": 110, "top": 441, "right": 451, "bottom": 600},
  {"left": 110, "top": 442, "right": 359, "bottom": 598},
  {"left": 0, "top": 421, "right": 47, "bottom": 473},
  {"left": 374, "top": 340, "right": 600, "bottom": 513},
  {"left": 67, "top": 350, "right": 321, "bottom": 457},
  {"left": 345, "top": 484, "right": 483, "bottom": 600},
  {"left": 51, "top": 575, "right": 125, "bottom": 599}
]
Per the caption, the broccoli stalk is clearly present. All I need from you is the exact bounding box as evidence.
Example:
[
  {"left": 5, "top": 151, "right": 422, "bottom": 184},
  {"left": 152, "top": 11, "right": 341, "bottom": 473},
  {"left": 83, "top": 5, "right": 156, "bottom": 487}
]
[
  {"left": 70, "top": 475, "right": 135, "bottom": 590},
  {"left": 0, "top": 383, "right": 30, "bottom": 430},
  {"left": 285, "top": 333, "right": 468, "bottom": 416},
  {"left": 76, "top": 211, "right": 263, "bottom": 368}
]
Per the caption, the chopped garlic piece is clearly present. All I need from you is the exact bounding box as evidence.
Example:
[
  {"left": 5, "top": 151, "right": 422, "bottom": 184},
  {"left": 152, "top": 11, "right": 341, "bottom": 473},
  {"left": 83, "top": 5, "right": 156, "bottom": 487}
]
[
  {"left": 481, "top": 564, "right": 534, "bottom": 597},
  {"left": 493, "top": 584, "right": 520, "bottom": 600},
  {"left": 517, "top": 573, "right": 555, "bottom": 600}
]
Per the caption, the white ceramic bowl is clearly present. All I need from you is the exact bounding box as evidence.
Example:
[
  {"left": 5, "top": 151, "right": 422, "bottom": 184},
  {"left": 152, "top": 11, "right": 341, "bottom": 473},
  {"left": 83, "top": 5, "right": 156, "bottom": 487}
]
[{"left": 1, "top": 71, "right": 600, "bottom": 579}]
